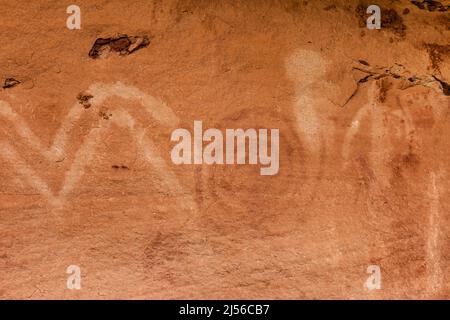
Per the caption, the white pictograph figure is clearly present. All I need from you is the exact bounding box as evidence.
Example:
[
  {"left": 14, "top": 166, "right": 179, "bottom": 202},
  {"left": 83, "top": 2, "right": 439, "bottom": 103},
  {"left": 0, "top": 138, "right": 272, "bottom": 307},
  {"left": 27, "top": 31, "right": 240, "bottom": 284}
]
[
  {"left": 285, "top": 49, "right": 329, "bottom": 184},
  {"left": 426, "top": 172, "right": 442, "bottom": 294},
  {"left": 341, "top": 81, "right": 416, "bottom": 188},
  {"left": 285, "top": 49, "right": 344, "bottom": 264},
  {"left": 0, "top": 82, "right": 196, "bottom": 212},
  {"left": 286, "top": 50, "right": 325, "bottom": 145}
]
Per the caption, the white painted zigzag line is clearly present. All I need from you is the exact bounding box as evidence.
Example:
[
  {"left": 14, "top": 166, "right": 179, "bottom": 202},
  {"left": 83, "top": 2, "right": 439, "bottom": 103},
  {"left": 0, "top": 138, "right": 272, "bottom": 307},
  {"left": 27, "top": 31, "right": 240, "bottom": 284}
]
[
  {"left": 0, "top": 82, "right": 196, "bottom": 212},
  {"left": 0, "top": 82, "right": 178, "bottom": 161}
]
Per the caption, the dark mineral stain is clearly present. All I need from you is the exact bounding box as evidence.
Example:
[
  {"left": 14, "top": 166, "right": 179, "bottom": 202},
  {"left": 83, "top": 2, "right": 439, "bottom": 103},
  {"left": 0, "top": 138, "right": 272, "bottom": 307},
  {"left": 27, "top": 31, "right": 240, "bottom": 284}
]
[
  {"left": 401, "top": 152, "right": 420, "bottom": 169},
  {"left": 112, "top": 165, "right": 129, "bottom": 170},
  {"left": 99, "top": 110, "right": 112, "bottom": 120},
  {"left": 356, "top": 4, "right": 406, "bottom": 37},
  {"left": 391, "top": 152, "right": 420, "bottom": 179},
  {"left": 356, "top": 4, "right": 369, "bottom": 28},
  {"left": 439, "top": 15, "right": 450, "bottom": 30},
  {"left": 411, "top": 0, "right": 449, "bottom": 12},
  {"left": 324, "top": 4, "right": 337, "bottom": 11},
  {"left": 377, "top": 78, "right": 393, "bottom": 103},
  {"left": 77, "top": 92, "right": 93, "bottom": 109},
  {"left": 89, "top": 34, "right": 150, "bottom": 59},
  {"left": 381, "top": 8, "right": 407, "bottom": 36},
  {"left": 425, "top": 43, "right": 450, "bottom": 72}
]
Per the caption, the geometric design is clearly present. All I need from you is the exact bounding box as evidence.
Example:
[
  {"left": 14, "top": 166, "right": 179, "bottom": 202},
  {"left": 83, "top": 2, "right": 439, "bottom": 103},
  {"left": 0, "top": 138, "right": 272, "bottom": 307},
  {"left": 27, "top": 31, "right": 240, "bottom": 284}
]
[{"left": 0, "top": 82, "right": 196, "bottom": 211}]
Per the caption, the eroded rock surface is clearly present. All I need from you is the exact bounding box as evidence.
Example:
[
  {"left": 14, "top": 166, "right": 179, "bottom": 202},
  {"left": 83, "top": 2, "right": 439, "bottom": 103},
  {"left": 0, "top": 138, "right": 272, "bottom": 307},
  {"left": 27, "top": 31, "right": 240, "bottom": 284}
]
[{"left": 0, "top": 0, "right": 449, "bottom": 299}]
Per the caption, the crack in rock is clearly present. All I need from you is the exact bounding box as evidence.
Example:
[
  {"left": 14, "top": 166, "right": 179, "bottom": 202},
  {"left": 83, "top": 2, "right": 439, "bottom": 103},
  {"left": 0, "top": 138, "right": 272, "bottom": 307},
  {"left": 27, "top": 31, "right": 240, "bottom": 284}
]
[
  {"left": 2, "top": 78, "right": 20, "bottom": 89},
  {"left": 341, "top": 61, "right": 450, "bottom": 107},
  {"left": 433, "top": 76, "right": 450, "bottom": 95},
  {"left": 88, "top": 34, "right": 150, "bottom": 59}
]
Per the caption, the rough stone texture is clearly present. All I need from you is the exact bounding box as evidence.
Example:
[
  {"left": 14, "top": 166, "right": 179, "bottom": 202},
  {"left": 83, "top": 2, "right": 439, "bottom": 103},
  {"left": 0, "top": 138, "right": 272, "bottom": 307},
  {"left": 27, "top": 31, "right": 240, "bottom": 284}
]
[{"left": 0, "top": 0, "right": 449, "bottom": 299}]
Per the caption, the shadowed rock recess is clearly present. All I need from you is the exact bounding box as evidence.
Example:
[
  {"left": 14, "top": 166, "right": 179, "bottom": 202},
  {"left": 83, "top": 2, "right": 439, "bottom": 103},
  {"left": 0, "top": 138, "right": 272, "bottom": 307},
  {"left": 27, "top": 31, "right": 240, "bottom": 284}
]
[{"left": 88, "top": 34, "right": 150, "bottom": 59}]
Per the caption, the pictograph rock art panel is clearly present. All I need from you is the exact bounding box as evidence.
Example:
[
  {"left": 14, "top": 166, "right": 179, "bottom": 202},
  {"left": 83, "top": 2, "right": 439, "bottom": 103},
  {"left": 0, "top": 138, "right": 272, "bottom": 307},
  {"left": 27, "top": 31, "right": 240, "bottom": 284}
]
[
  {"left": 0, "top": 82, "right": 195, "bottom": 212},
  {"left": 1, "top": 0, "right": 450, "bottom": 300}
]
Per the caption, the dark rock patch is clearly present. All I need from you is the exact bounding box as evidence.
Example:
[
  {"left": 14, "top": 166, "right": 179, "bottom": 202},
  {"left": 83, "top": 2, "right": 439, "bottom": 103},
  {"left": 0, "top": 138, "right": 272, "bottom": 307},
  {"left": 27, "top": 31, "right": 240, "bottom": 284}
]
[
  {"left": 89, "top": 34, "right": 150, "bottom": 59},
  {"left": 2, "top": 78, "right": 20, "bottom": 89},
  {"left": 411, "top": 0, "right": 449, "bottom": 12},
  {"left": 77, "top": 92, "right": 94, "bottom": 109}
]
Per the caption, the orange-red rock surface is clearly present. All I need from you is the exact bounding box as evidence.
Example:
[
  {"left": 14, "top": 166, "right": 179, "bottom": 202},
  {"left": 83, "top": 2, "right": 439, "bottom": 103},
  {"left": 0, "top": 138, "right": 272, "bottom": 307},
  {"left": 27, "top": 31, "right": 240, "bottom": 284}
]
[{"left": 0, "top": 0, "right": 449, "bottom": 299}]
